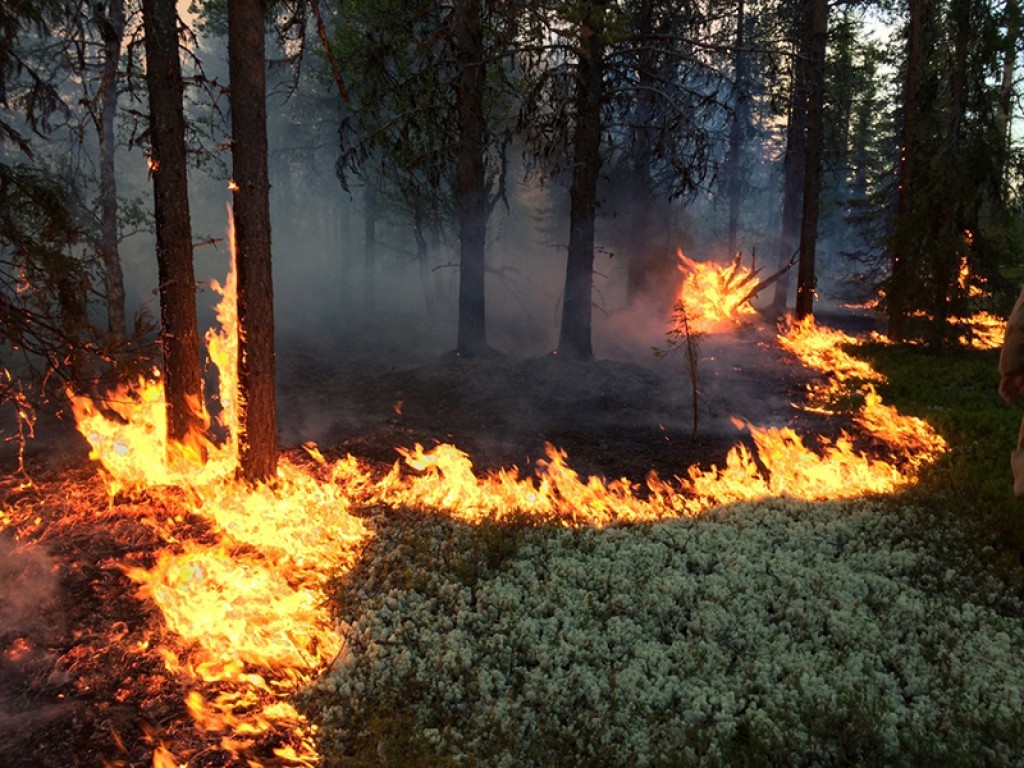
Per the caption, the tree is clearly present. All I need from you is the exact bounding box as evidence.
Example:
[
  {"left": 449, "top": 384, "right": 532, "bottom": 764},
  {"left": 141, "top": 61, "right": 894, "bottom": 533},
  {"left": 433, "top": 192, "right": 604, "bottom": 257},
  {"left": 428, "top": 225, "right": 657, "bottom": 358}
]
[
  {"left": 228, "top": 0, "right": 277, "bottom": 483},
  {"left": 330, "top": 0, "right": 514, "bottom": 357},
  {"left": 795, "top": 0, "right": 827, "bottom": 321},
  {"left": 558, "top": 1, "right": 606, "bottom": 360},
  {"left": 94, "top": 0, "right": 128, "bottom": 342},
  {"left": 141, "top": 0, "right": 206, "bottom": 451}
]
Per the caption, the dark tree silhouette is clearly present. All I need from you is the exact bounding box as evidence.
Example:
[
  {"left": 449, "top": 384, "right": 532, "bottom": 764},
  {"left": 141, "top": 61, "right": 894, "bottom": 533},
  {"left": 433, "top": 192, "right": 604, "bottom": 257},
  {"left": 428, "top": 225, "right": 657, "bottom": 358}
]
[
  {"left": 141, "top": 0, "right": 206, "bottom": 450},
  {"left": 228, "top": 0, "right": 277, "bottom": 483}
]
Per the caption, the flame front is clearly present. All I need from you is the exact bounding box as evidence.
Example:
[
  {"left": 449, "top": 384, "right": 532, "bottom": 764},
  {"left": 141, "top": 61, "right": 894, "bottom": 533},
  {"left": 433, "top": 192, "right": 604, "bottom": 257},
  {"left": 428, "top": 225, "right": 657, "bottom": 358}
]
[{"left": 66, "top": 239, "right": 950, "bottom": 764}]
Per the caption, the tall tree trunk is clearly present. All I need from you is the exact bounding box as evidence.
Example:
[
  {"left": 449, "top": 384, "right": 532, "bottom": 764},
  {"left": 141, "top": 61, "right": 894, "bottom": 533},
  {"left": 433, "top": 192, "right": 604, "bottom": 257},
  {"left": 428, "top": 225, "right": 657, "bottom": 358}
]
[
  {"left": 795, "top": 0, "right": 827, "bottom": 321},
  {"left": 97, "top": 0, "right": 126, "bottom": 342},
  {"left": 725, "top": 0, "right": 747, "bottom": 260},
  {"left": 930, "top": 0, "right": 970, "bottom": 346},
  {"left": 363, "top": 179, "right": 377, "bottom": 314},
  {"left": 558, "top": 3, "right": 604, "bottom": 360},
  {"left": 228, "top": 0, "right": 277, "bottom": 483},
  {"left": 454, "top": 0, "right": 489, "bottom": 356},
  {"left": 888, "top": 0, "right": 924, "bottom": 341},
  {"left": 625, "top": 0, "right": 655, "bottom": 305},
  {"left": 997, "top": 0, "right": 1019, "bottom": 188},
  {"left": 141, "top": 0, "right": 206, "bottom": 450},
  {"left": 771, "top": 28, "right": 808, "bottom": 314}
]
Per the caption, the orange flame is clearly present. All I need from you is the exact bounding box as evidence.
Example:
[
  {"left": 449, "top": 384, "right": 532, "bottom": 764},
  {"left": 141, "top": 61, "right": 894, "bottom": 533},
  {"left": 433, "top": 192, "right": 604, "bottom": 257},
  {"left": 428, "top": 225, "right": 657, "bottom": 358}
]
[
  {"left": 673, "top": 250, "right": 760, "bottom": 334},
  {"left": 65, "top": 229, "right": 949, "bottom": 762}
]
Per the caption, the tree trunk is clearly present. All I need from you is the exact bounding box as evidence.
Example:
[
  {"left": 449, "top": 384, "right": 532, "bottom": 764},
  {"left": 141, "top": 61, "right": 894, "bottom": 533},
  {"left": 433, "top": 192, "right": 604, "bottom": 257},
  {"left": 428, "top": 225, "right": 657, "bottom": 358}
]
[
  {"left": 771, "top": 26, "right": 808, "bottom": 315},
  {"left": 363, "top": 179, "right": 377, "bottom": 314},
  {"left": 141, "top": 0, "right": 206, "bottom": 450},
  {"left": 228, "top": 0, "right": 277, "bottom": 483},
  {"left": 997, "top": 0, "right": 1018, "bottom": 188},
  {"left": 930, "top": 0, "right": 970, "bottom": 346},
  {"left": 888, "top": 0, "right": 924, "bottom": 341},
  {"left": 795, "top": 0, "right": 827, "bottom": 321},
  {"left": 625, "top": 0, "right": 655, "bottom": 305},
  {"left": 725, "top": 0, "right": 747, "bottom": 260},
  {"left": 454, "top": 0, "right": 490, "bottom": 356},
  {"left": 97, "top": 0, "right": 126, "bottom": 342},
  {"left": 558, "top": 3, "right": 604, "bottom": 360}
]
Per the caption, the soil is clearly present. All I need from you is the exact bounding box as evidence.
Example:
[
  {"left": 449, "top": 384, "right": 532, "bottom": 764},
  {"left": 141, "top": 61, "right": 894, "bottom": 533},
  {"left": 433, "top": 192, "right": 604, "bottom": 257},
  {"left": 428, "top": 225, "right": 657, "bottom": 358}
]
[{"left": 0, "top": 313, "right": 853, "bottom": 767}]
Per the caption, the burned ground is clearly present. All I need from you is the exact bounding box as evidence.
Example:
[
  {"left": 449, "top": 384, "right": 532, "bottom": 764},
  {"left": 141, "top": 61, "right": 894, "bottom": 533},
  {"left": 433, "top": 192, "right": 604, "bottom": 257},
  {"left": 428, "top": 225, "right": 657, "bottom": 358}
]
[{"left": 0, "top": 317, "right": 853, "bottom": 767}]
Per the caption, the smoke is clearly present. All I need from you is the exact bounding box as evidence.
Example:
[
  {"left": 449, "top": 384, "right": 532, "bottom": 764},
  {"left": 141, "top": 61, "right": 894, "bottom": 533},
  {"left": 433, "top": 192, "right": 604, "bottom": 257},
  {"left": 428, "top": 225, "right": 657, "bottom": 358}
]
[{"left": 0, "top": 535, "right": 59, "bottom": 638}]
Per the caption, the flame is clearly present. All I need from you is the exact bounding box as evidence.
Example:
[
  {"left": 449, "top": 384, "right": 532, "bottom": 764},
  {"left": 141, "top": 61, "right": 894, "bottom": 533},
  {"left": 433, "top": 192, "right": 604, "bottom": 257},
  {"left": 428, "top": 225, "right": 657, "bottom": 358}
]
[
  {"left": 673, "top": 250, "right": 760, "bottom": 334},
  {"left": 65, "top": 230, "right": 950, "bottom": 762}
]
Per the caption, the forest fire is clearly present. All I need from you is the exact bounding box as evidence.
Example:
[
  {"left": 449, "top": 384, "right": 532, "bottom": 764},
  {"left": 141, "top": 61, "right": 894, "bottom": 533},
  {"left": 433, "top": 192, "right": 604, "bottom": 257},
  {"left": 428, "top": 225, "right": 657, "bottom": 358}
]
[
  {"left": 673, "top": 250, "right": 761, "bottom": 334},
  {"left": 5, "top": 244, "right": 947, "bottom": 766}
]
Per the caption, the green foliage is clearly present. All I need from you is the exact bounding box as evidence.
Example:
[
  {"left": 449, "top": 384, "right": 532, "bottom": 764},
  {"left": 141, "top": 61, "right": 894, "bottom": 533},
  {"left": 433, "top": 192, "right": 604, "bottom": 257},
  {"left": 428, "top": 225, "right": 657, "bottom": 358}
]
[{"left": 857, "top": 341, "right": 1024, "bottom": 559}]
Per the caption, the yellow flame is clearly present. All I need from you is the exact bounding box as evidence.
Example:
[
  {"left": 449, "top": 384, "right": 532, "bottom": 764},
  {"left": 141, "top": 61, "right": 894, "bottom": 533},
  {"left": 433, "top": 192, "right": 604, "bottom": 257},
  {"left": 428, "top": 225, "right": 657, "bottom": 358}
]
[
  {"left": 673, "top": 250, "right": 760, "bottom": 335},
  {"left": 68, "top": 236, "right": 950, "bottom": 762}
]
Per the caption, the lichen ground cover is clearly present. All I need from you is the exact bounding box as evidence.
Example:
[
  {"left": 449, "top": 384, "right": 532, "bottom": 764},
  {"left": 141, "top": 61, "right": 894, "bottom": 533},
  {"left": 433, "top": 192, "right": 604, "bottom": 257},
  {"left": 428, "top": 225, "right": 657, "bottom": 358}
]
[{"left": 304, "top": 499, "right": 1024, "bottom": 767}]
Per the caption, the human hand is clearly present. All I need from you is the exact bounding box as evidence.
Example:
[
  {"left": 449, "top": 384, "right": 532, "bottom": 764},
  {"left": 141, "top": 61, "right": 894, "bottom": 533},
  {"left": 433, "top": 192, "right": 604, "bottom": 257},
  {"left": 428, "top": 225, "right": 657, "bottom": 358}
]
[{"left": 999, "top": 373, "right": 1024, "bottom": 404}]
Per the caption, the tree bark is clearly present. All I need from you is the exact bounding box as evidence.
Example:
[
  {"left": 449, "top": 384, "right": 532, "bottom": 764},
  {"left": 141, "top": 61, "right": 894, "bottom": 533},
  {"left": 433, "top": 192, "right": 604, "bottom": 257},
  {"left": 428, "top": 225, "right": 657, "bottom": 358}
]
[
  {"left": 454, "top": 0, "right": 490, "bottom": 356},
  {"left": 771, "top": 22, "right": 808, "bottom": 315},
  {"left": 97, "top": 0, "right": 126, "bottom": 341},
  {"left": 558, "top": 3, "right": 604, "bottom": 360},
  {"left": 363, "top": 179, "right": 377, "bottom": 314},
  {"left": 141, "top": 0, "right": 206, "bottom": 449},
  {"left": 625, "top": 0, "right": 655, "bottom": 305},
  {"left": 888, "top": 0, "right": 924, "bottom": 341},
  {"left": 228, "top": 0, "right": 277, "bottom": 483},
  {"left": 725, "top": 0, "right": 747, "bottom": 260},
  {"left": 795, "top": 0, "right": 827, "bottom": 321}
]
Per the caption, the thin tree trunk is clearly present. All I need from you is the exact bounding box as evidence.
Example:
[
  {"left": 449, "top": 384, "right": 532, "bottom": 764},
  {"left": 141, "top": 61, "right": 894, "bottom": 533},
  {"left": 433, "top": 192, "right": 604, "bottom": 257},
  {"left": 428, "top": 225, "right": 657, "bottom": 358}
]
[
  {"left": 363, "top": 180, "right": 377, "bottom": 314},
  {"left": 97, "top": 0, "right": 126, "bottom": 341},
  {"left": 795, "top": 0, "right": 827, "bottom": 321},
  {"left": 888, "top": 0, "right": 924, "bottom": 341},
  {"left": 771, "top": 31, "right": 808, "bottom": 314},
  {"left": 228, "top": 0, "right": 277, "bottom": 483},
  {"left": 141, "top": 0, "right": 206, "bottom": 450},
  {"left": 454, "top": 0, "right": 489, "bottom": 356},
  {"left": 558, "top": 3, "right": 604, "bottom": 360},
  {"left": 725, "top": 0, "right": 747, "bottom": 260},
  {"left": 997, "top": 0, "right": 1019, "bottom": 187},
  {"left": 625, "top": 0, "right": 655, "bottom": 305}
]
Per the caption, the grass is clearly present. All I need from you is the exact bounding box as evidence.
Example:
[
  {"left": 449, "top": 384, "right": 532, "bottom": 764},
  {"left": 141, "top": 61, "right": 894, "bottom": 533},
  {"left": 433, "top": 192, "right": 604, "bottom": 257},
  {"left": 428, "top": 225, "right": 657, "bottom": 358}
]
[
  {"left": 304, "top": 339, "right": 1024, "bottom": 767},
  {"left": 856, "top": 342, "right": 1024, "bottom": 564}
]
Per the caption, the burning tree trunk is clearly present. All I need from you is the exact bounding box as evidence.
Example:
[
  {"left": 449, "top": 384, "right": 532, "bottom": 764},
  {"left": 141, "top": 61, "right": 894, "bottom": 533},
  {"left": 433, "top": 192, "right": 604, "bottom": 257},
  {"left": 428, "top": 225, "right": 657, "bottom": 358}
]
[
  {"left": 228, "top": 0, "right": 277, "bottom": 483},
  {"left": 454, "top": 0, "right": 490, "bottom": 356},
  {"left": 795, "top": 0, "right": 827, "bottom": 321},
  {"left": 558, "top": 3, "right": 605, "bottom": 361},
  {"left": 97, "top": 0, "right": 126, "bottom": 342},
  {"left": 141, "top": 0, "right": 206, "bottom": 448}
]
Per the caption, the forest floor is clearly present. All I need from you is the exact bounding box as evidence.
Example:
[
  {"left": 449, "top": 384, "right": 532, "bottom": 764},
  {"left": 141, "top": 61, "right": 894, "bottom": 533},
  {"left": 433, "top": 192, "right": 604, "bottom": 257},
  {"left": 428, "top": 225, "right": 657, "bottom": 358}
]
[{"left": 0, "top": 309, "right": 880, "bottom": 767}]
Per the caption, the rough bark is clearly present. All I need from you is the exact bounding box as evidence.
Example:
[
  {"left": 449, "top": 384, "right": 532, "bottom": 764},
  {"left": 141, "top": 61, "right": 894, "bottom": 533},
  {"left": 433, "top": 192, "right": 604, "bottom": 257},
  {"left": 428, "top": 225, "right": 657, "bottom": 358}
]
[
  {"left": 97, "top": 0, "right": 126, "bottom": 341},
  {"left": 141, "top": 0, "right": 206, "bottom": 449},
  {"left": 771, "top": 25, "right": 808, "bottom": 315},
  {"left": 795, "top": 0, "right": 827, "bottom": 321},
  {"left": 228, "top": 0, "right": 277, "bottom": 483},
  {"left": 454, "top": 0, "right": 490, "bottom": 356},
  {"left": 888, "top": 0, "right": 924, "bottom": 341},
  {"left": 725, "top": 0, "right": 747, "bottom": 260},
  {"left": 625, "top": 0, "right": 655, "bottom": 304},
  {"left": 558, "top": 4, "right": 604, "bottom": 361}
]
